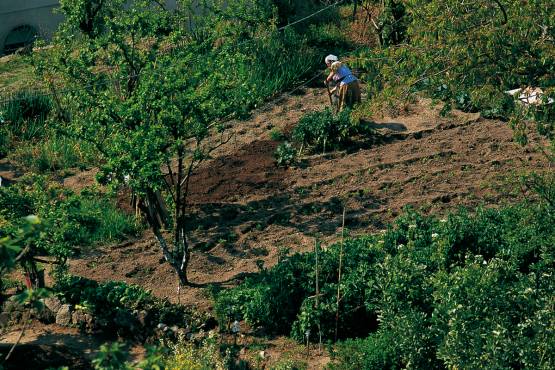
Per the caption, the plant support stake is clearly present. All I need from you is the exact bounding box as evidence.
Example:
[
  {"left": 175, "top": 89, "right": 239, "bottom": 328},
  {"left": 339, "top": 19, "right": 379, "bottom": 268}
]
[
  {"left": 335, "top": 206, "right": 346, "bottom": 342},
  {"left": 315, "top": 239, "right": 322, "bottom": 355}
]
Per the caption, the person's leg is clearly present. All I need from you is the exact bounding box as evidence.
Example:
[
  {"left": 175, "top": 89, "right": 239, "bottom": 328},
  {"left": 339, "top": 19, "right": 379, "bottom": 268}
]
[{"left": 338, "top": 85, "right": 348, "bottom": 112}]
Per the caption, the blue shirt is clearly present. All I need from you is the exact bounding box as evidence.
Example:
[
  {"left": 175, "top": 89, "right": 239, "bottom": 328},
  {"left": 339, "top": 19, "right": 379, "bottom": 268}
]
[{"left": 332, "top": 63, "right": 357, "bottom": 86}]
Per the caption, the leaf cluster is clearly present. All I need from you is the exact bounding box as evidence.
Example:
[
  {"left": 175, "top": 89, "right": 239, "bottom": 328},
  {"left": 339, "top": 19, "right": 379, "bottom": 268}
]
[
  {"left": 0, "top": 176, "right": 140, "bottom": 263},
  {"left": 291, "top": 108, "right": 363, "bottom": 153}
]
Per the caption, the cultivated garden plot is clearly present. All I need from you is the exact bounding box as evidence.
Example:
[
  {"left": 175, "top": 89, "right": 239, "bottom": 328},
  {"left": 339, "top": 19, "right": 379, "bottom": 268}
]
[
  {"left": 1, "top": 0, "right": 554, "bottom": 368},
  {"left": 68, "top": 85, "right": 550, "bottom": 321}
]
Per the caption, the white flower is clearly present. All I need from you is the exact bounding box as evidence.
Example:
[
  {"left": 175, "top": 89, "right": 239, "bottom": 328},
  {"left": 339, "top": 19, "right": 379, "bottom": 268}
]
[
  {"left": 440, "top": 218, "right": 447, "bottom": 223},
  {"left": 409, "top": 224, "right": 416, "bottom": 229},
  {"left": 432, "top": 233, "right": 439, "bottom": 239}
]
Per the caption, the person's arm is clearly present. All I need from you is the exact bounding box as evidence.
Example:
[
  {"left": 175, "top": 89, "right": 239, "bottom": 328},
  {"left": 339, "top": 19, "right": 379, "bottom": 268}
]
[{"left": 324, "top": 71, "right": 335, "bottom": 85}]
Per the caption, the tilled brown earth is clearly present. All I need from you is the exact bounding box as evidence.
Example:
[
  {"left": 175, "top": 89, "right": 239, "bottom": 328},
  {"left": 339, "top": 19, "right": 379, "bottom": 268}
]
[
  {"left": 69, "top": 88, "right": 550, "bottom": 312},
  {"left": 61, "top": 88, "right": 552, "bottom": 369}
]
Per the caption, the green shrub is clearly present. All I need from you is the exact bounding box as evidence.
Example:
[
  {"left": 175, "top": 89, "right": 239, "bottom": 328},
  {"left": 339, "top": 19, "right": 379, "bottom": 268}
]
[
  {"left": 218, "top": 203, "right": 555, "bottom": 368},
  {"left": 330, "top": 331, "right": 400, "bottom": 370},
  {"left": 292, "top": 108, "right": 360, "bottom": 153},
  {"left": 90, "top": 335, "right": 227, "bottom": 370},
  {"left": 306, "top": 23, "right": 352, "bottom": 52},
  {"left": 54, "top": 274, "right": 205, "bottom": 337},
  {"left": 215, "top": 236, "right": 384, "bottom": 341}
]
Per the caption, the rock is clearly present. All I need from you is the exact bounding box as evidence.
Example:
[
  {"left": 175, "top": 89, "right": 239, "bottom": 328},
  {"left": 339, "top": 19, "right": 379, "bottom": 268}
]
[
  {"left": 0, "top": 313, "right": 9, "bottom": 327},
  {"left": 34, "top": 305, "right": 56, "bottom": 323},
  {"left": 157, "top": 323, "right": 168, "bottom": 330},
  {"left": 43, "top": 297, "right": 62, "bottom": 314},
  {"left": 2, "top": 300, "right": 25, "bottom": 324},
  {"left": 72, "top": 310, "right": 88, "bottom": 326},
  {"left": 56, "top": 304, "right": 73, "bottom": 326}
]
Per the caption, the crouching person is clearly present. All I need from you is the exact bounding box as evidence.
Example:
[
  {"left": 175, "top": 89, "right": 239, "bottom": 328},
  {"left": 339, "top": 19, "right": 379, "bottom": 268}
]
[{"left": 324, "top": 54, "right": 361, "bottom": 112}]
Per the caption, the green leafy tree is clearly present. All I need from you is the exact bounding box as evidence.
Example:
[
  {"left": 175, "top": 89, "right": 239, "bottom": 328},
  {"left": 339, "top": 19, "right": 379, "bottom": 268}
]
[{"left": 38, "top": 0, "right": 253, "bottom": 286}]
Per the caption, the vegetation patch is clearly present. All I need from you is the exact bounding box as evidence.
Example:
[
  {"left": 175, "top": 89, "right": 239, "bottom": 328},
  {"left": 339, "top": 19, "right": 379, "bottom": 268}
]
[
  {"left": 216, "top": 203, "right": 555, "bottom": 369},
  {"left": 0, "top": 176, "right": 141, "bottom": 263}
]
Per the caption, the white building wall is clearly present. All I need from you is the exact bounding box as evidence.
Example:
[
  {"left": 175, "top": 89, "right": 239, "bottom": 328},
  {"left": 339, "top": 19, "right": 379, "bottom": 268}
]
[{"left": 0, "top": 0, "right": 179, "bottom": 54}]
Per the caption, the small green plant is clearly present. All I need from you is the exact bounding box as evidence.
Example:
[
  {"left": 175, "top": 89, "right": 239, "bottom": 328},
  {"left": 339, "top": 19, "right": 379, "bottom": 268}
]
[
  {"left": 274, "top": 142, "right": 297, "bottom": 167},
  {"left": 270, "top": 128, "right": 286, "bottom": 141},
  {"left": 11, "top": 134, "right": 97, "bottom": 173},
  {"left": 92, "top": 342, "right": 128, "bottom": 370},
  {"left": 0, "top": 176, "right": 141, "bottom": 264},
  {"left": 0, "top": 89, "right": 51, "bottom": 141}
]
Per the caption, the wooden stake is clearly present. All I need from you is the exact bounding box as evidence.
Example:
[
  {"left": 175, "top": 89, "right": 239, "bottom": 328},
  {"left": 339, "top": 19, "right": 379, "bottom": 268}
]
[
  {"left": 315, "top": 240, "right": 322, "bottom": 355},
  {"left": 335, "top": 206, "right": 346, "bottom": 342}
]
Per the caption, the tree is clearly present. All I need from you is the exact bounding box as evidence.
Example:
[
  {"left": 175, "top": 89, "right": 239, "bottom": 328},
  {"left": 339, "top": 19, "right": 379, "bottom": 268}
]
[{"left": 38, "top": 0, "right": 251, "bottom": 287}]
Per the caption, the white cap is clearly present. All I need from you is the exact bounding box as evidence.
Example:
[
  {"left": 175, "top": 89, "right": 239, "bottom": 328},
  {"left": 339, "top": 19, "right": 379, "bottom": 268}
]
[{"left": 325, "top": 54, "right": 338, "bottom": 64}]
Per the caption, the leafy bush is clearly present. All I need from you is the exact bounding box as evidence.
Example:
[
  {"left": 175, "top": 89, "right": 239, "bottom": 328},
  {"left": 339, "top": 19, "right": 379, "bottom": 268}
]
[
  {"left": 352, "top": 0, "right": 555, "bottom": 133},
  {"left": 292, "top": 108, "right": 362, "bottom": 153},
  {"left": 215, "top": 236, "right": 384, "bottom": 341},
  {"left": 306, "top": 23, "right": 352, "bottom": 52},
  {"left": 329, "top": 331, "right": 399, "bottom": 370},
  {"left": 54, "top": 274, "right": 205, "bottom": 338},
  {"left": 90, "top": 335, "right": 227, "bottom": 370},
  {"left": 0, "top": 176, "right": 140, "bottom": 262}
]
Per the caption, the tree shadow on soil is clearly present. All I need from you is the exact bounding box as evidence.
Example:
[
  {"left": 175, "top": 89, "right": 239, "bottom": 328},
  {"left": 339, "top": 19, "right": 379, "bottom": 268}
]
[
  {"left": 186, "top": 191, "right": 385, "bottom": 259},
  {"left": 0, "top": 342, "right": 93, "bottom": 370}
]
